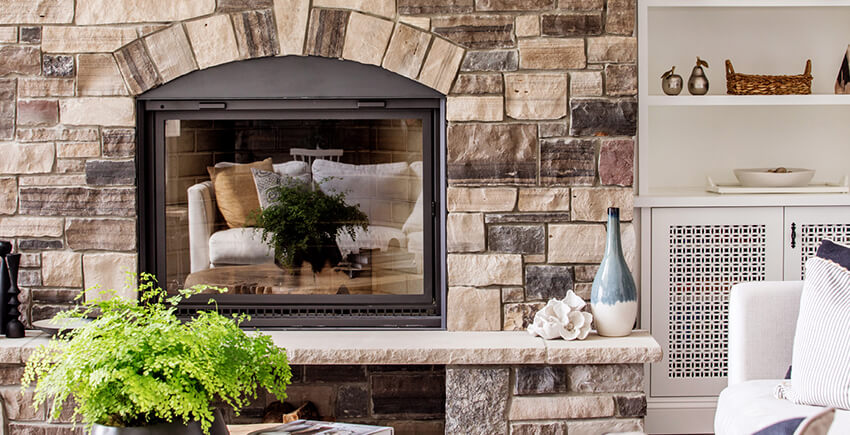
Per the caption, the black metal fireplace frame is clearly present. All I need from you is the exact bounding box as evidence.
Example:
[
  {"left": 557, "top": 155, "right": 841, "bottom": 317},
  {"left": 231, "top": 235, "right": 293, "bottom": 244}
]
[{"left": 136, "top": 57, "right": 447, "bottom": 328}]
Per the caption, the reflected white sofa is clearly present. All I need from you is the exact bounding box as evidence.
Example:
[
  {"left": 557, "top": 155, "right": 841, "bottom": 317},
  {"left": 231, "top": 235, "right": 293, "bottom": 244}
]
[{"left": 714, "top": 281, "right": 849, "bottom": 434}]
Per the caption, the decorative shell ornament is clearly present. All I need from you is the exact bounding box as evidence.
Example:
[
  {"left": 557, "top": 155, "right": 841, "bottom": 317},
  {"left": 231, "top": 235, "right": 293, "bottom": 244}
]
[{"left": 527, "top": 291, "right": 594, "bottom": 341}]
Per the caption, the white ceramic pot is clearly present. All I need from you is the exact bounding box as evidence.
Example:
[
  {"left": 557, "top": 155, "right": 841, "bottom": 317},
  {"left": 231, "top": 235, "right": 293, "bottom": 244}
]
[{"left": 733, "top": 168, "right": 815, "bottom": 187}]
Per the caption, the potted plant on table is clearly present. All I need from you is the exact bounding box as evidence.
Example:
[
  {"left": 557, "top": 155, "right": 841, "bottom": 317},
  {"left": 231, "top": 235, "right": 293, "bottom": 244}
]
[{"left": 22, "top": 274, "right": 292, "bottom": 435}]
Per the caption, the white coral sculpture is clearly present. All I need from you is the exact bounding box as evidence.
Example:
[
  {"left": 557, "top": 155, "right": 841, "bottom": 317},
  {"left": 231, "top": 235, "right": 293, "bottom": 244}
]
[{"left": 527, "top": 290, "right": 593, "bottom": 341}]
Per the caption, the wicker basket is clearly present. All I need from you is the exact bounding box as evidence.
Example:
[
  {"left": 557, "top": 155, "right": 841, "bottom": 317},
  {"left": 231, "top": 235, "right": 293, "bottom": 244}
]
[{"left": 725, "top": 59, "right": 812, "bottom": 95}]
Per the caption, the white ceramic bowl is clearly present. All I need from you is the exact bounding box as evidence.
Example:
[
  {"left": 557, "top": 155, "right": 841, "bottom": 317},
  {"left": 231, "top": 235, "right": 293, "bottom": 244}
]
[{"left": 733, "top": 168, "right": 815, "bottom": 187}]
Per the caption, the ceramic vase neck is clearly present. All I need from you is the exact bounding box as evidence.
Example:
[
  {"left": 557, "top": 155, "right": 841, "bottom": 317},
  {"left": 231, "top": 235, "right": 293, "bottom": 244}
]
[{"left": 605, "top": 208, "right": 623, "bottom": 259}]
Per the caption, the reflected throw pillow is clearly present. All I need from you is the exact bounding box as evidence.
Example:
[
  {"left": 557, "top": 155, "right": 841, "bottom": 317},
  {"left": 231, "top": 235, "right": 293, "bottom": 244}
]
[
  {"left": 251, "top": 167, "right": 309, "bottom": 210},
  {"left": 207, "top": 158, "right": 273, "bottom": 228},
  {"left": 752, "top": 408, "right": 835, "bottom": 435}
]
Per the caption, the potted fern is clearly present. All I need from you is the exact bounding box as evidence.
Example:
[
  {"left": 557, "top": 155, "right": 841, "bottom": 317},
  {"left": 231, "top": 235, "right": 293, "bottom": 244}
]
[{"left": 22, "top": 274, "right": 292, "bottom": 435}]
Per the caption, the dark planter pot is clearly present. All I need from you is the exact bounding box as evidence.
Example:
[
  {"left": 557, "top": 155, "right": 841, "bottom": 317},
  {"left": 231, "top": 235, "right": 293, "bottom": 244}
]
[{"left": 90, "top": 409, "right": 229, "bottom": 435}]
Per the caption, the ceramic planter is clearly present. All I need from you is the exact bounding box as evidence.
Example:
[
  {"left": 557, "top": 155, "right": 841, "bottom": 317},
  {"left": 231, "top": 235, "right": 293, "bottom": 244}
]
[{"left": 90, "top": 409, "right": 229, "bottom": 435}]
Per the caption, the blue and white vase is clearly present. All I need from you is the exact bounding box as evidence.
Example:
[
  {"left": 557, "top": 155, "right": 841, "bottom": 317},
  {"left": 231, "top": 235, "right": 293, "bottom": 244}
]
[{"left": 590, "top": 207, "right": 637, "bottom": 337}]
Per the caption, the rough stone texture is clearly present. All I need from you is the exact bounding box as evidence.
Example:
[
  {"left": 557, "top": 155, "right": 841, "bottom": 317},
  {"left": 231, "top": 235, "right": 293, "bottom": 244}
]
[
  {"left": 501, "top": 287, "right": 523, "bottom": 303},
  {"left": 75, "top": 0, "right": 214, "bottom": 25},
  {"left": 114, "top": 39, "right": 161, "bottom": 95},
  {"left": 570, "top": 71, "right": 603, "bottom": 97},
  {"left": 42, "top": 26, "right": 137, "bottom": 52},
  {"left": 273, "top": 0, "right": 309, "bottom": 55},
  {"left": 20, "top": 27, "right": 42, "bottom": 44},
  {"left": 83, "top": 253, "right": 137, "bottom": 301},
  {"left": 17, "top": 100, "right": 59, "bottom": 126},
  {"left": 515, "top": 15, "right": 540, "bottom": 37},
  {"left": 41, "top": 251, "right": 82, "bottom": 287},
  {"left": 342, "top": 12, "right": 394, "bottom": 67},
  {"left": 599, "top": 139, "right": 634, "bottom": 186},
  {"left": 16, "top": 126, "right": 98, "bottom": 142},
  {"left": 605, "top": 63, "right": 637, "bottom": 96},
  {"left": 185, "top": 15, "right": 240, "bottom": 70},
  {"left": 606, "top": 0, "right": 636, "bottom": 35},
  {"left": 85, "top": 159, "right": 135, "bottom": 185},
  {"left": 42, "top": 55, "right": 74, "bottom": 78},
  {"left": 488, "top": 225, "right": 544, "bottom": 255},
  {"left": 569, "top": 99, "right": 636, "bottom": 136},
  {"left": 0, "top": 143, "right": 54, "bottom": 174},
  {"left": 448, "top": 254, "right": 522, "bottom": 286},
  {"left": 66, "top": 218, "right": 136, "bottom": 251},
  {"left": 447, "top": 287, "right": 501, "bottom": 331},
  {"left": 77, "top": 54, "right": 128, "bottom": 96},
  {"left": 566, "top": 418, "right": 643, "bottom": 435},
  {"left": 509, "top": 395, "right": 614, "bottom": 420},
  {"left": 571, "top": 187, "right": 633, "bottom": 222},
  {"left": 569, "top": 364, "right": 643, "bottom": 393},
  {"left": 399, "top": 0, "right": 473, "bottom": 14},
  {"left": 587, "top": 36, "right": 637, "bottom": 63},
  {"left": 145, "top": 24, "right": 198, "bottom": 83},
  {"left": 519, "top": 39, "right": 585, "bottom": 70},
  {"left": 418, "top": 37, "right": 465, "bottom": 95},
  {"left": 0, "top": 79, "right": 13, "bottom": 140},
  {"left": 217, "top": 0, "right": 274, "bottom": 12},
  {"left": 306, "top": 8, "right": 352, "bottom": 59},
  {"left": 19, "top": 174, "right": 87, "bottom": 185},
  {"left": 447, "top": 187, "right": 516, "bottom": 212},
  {"left": 447, "top": 123, "right": 536, "bottom": 184},
  {"left": 447, "top": 213, "right": 485, "bottom": 252},
  {"left": 460, "top": 50, "right": 517, "bottom": 72},
  {"left": 432, "top": 15, "right": 514, "bottom": 50},
  {"left": 60, "top": 98, "right": 135, "bottom": 127},
  {"left": 18, "top": 78, "right": 75, "bottom": 97},
  {"left": 475, "top": 0, "right": 555, "bottom": 11},
  {"left": 525, "top": 265, "right": 573, "bottom": 300},
  {"left": 510, "top": 422, "right": 567, "bottom": 435},
  {"left": 486, "top": 212, "right": 570, "bottom": 224},
  {"left": 504, "top": 73, "right": 567, "bottom": 120},
  {"left": 335, "top": 385, "right": 369, "bottom": 418},
  {"left": 102, "top": 129, "right": 135, "bottom": 157},
  {"left": 538, "top": 122, "right": 566, "bottom": 138},
  {"left": 518, "top": 187, "right": 570, "bottom": 211},
  {"left": 541, "top": 13, "right": 603, "bottom": 36},
  {"left": 616, "top": 393, "right": 647, "bottom": 417},
  {"left": 0, "top": 28, "right": 16, "bottom": 43},
  {"left": 233, "top": 9, "right": 279, "bottom": 59},
  {"left": 503, "top": 302, "right": 544, "bottom": 330},
  {"left": 1, "top": 389, "right": 45, "bottom": 420},
  {"left": 445, "top": 367, "right": 509, "bottom": 435},
  {"left": 574, "top": 265, "right": 598, "bottom": 282},
  {"left": 0, "top": 217, "right": 63, "bottom": 237},
  {"left": 0, "top": 46, "right": 40, "bottom": 76},
  {"left": 304, "top": 365, "right": 366, "bottom": 382},
  {"left": 398, "top": 15, "right": 431, "bottom": 30},
  {"left": 383, "top": 24, "right": 431, "bottom": 80},
  {"left": 548, "top": 224, "right": 605, "bottom": 263},
  {"left": 0, "top": 0, "right": 74, "bottom": 24},
  {"left": 0, "top": 177, "right": 16, "bottom": 214},
  {"left": 514, "top": 366, "right": 567, "bottom": 395},
  {"left": 447, "top": 96, "right": 503, "bottom": 121},
  {"left": 19, "top": 187, "right": 136, "bottom": 217},
  {"left": 540, "top": 138, "right": 596, "bottom": 186},
  {"left": 452, "top": 73, "right": 502, "bottom": 94},
  {"left": 313, "top": 0, "right": 395, "bottom": 19}
]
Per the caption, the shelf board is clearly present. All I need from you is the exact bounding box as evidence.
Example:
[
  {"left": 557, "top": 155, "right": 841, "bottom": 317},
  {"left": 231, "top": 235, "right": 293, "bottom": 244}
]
[
  {"left": 646, "top": 0, "right": 850, "bottom": 7},
  {"left": 646, "top": 95, "right": 850, "bottom": 106},
  {"left": 635, "top": 188, "right": 850, "bottom": 208}
]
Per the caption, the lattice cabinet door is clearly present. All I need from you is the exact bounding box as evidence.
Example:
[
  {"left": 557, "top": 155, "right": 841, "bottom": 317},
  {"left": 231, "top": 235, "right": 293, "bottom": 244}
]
[
  {"left": 650, "top": 207, "right": 784, "bottom": 397},
  {"left": 784, "top": 207, "right": 850, "bottom": 281}
]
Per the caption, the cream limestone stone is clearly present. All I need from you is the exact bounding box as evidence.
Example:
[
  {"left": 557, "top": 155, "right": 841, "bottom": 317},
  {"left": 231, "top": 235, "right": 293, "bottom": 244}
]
[
  {"left": 185, "top": 15, "right": 240, "bottom": 70},
  {"left": 587, "top": 36, "right": 637, "bottom": 63},
  {"left": 56, "top": 142, "right": 100, "bottom": 158},
  {"left": 0, "top": 0, "right": 74, "bottom": 24},
  {"left": 447, "top": 96, "right": 503, "bottom": 121},
  {"left": 418, "top": 37, "right": 465, "bottom": 95},
  {"left": 83, "top": 253, "right": 138, "bottom": 301},
  {"left": 518, "top": 188, "right": 570, "bottom": 212},
  {"left": 571, "top": 187, "right": 633, "bottom": 221},
  {"left": 448, "top": 254, "right": 522, "bottom": 286},
  {"left": 77, "top": 54, "right": 128, "bottom": 96},
  {"left": 548, "top": 224, "right": 605, "bottom": 263},
  {"left": 524, "top": 254, "right": 545, "bottom": 263},
  {"left": 0, "top": 216, "right": 63, "bottom": 237},
  {"left": 508, "top": 395, "right": 614, "bottom": 420},
  {"left": 342, "top": 13, "right": 394, "bottom": 67},
  {"left": 570, "top": 70, "right": 603, "bottom": 96},
  {"left": 399, "top": 16, "right": 430, "bottom": 30},
  {"left": 313, "top": 0, "right": 395, "bottom": 19},
  {"left": 60, "top": 98, "right": 135, "bottom": 127},
  {"left": 519, "top": 38, "right": 586, "bottom": 69},
  {"left": 505, "top": 73, "right": 567, "bottom": 120},
  {"left": 145, "top": 24, "right": 198, "bottom": 83},
  {"left": 447, "top": 187, "right": 516, "bottom": 212},
  {"left": 274, "top": 0, "right": 309, "bottom": 56},
  {"left": 544, "top": 331, "right": 663, "bottom": 364},
  {"left": 0, "top": 28, "right": 17, "bottom": 43},
  {"left": 447, "top": 213, "right": 485, "bottom": 252},
  {"left": 42, "top": 26, "right": 137, "bottom": 52},
  {"left": 574, "top": 282, "right": 592, "bottom": 299},
  {"left": 447, "top": 287, "right": 501, "bottom": 331},
  {"left": 566, "top": 419, "right": 643, "bottom": 435},
  {"left": 515, "top": 15, "right": 540, "bottom": 37},
  {"left": 0, "top": 178, "right": 16, "bottom": 215},
  {"left": 75, "top": 0, "right": 214, "bottom": 25},
  {"left": 18, "top": 79, "right": 75, "bottom": 97},
  {"left": 0, "top": 143, "right": 54, "bottom": 174},
  {"left": 42, "top": 251, "right": 82, "bottom": 288},
  {"left": 383, "top": 24, "right": 432, "bottom": 80},
  {"left": 18, "top": 175, "right": 87, "bottom": 186}
]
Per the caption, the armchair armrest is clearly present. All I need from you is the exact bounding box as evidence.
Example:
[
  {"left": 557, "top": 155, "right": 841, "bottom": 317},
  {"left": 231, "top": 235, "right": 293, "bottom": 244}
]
[
  {"left": 188, "top": 181, "right": 215, "bottom": 272},
  {"left": 727, "top": 281, "right": 804, "bottom": 386}
]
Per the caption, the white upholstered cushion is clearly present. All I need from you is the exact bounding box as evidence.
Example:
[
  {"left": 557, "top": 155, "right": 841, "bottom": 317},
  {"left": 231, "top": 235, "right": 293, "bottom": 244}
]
[
  {"left": 208, "top": 227, "right": 273, "bottom": 266},
  {"left": 402, "top": 161, "right": 423, "bottom": 234}
]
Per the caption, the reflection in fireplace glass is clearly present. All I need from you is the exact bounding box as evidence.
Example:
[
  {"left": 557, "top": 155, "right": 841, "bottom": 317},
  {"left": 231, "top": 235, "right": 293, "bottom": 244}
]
[{"left": 164, "top": 118, "right": 425, "bottom": 297}]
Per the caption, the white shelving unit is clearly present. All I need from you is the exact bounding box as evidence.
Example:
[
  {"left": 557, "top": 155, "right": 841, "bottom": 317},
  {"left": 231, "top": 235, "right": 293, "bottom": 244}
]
[{"left": 637, "top": 1, "right": 850, "bottom": 433}]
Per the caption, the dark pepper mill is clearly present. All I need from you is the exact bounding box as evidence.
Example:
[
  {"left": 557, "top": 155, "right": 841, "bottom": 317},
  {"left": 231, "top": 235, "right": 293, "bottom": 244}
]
[
  {"left": 0, "top": 241, "right": 10, "bottom": 335},
  {"left": 5, "top": 253, "right": 24, "bottom": 338}
]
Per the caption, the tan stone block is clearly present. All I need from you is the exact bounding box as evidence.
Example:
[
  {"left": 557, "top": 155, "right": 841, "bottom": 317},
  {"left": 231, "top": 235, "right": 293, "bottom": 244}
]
[
  {"left": 505, "top": 73, "right": 566, "bottom": 120},
  {"left": 587, "top": 36, "right": 637, "bottom": 63},
  {"left": 516, "top": 15, "right": 540, "bottom": 37},
  {"left": 570, "top": 70, "right": 603, "bottom": 96},
  {"left": 75, "top": 0, "right": 214, "bottom": 25},
  {"left": 447, "top": 96, "right": 503, "bottom": 121},
  {"left": 503, "top": 302, "right": 544, "bottom": 331},
  {"left": 502, "top": 287, "right": 523, "bottom": 303},
  {"left": 145, "top": 24, "right": 198, "bottom": 83},
  {"left": 548, "top": 224, "right": 605, "bottom": 263},
  {"left": 42, "top": 26, "right": 137, "bottom": 52},
  {"left": 342, "top": 13, "right": 394, "bottom": 67},
  {"left": 447, "top": 212, "right": 485, "bottom": 252},
  {"left": 574, "top": 265, "right": 598, "bottom": 282},
  {"left": 274, "top": 0, "right": 310, "bottom": 56},
  {"left": 447, "top": 187, "right": 516, "bottom": 212},
  {"left": 571, "top": 187, "right": 633, "bottom": 221},
  {"left": 519, "top": 38, "right": 585, "bottom": 69},
  {"left": 524, "top": 254, "right": 545, "bottom": 263},
  {"left": 18, "top": 174, "right": 87, "bottom": 185},
  {"left": 448, "top": 254, "right": 522, "bottom": 286},
  {"left": 451, "top": 73, "right": 503, "bottom": 95},
  {"left": 77, "top": 54, "right": 128, "bottom": 96},
  {"left": 0, "top": 0, "right": 74, "bottom": 24},
  {"left": 232, "top": 9, "right": 278, "bottom": 58},
  {"left": 447, "top": 287, "right": 501, "bottom": 331},
  {"left": 42, "top": 251, "right": 82, "bottom": 288},
  {"left": 0, "top": 143, "right": 54, "bottom": 174},
  {"left": 566, "top": 418, "right": 643, "bottom": 435},
  {"left": 60, "top": 98, "right": 135, "bottom": 127},
  {"left": 574, "top": 282, "right": 591, "bottom": 299},
  {"left": 0, "top": 177, "right": 16, "bottom": 215},
  {"left": 56, "top": 159, "right": 86, "bottom": 173},
  {"left": 313, "top": 0, "right": 395, "bottom": 19},
  {"left": 399, "top": 16, "right": 430, "bottom": 30},
  {"left": 0, "top": 27, "right": 17, "bottom": 43},
  {"left": 508, "top": 395, "right": 614, "bottom": 420},
  {"left": 66, "top": 218, "right": 136, "bottom": 251},
  {"left": 114, "top": 39, "right": 160, "bottom": 95},
  {"left": 383, "top": 24, "right": 431, "bottom": 80},
  {"left": 418, "top": 37, "right": 465, "bottom": 95},
  {"left": 16, "top": 127, "right": 97, "bottom": 143},
  {"left": 0, "top": 216, "right": 63, "bottom": 237},
  {"left": 518, "top": 187, "right": 570, "bottom": 211},
  {"left": 18, "top": 78, "right": 75, "bottom": 97},
  {"left": 558, "top": 0, "right": 603, "bottom": 9},
  {"left": 16, "top": 100, "right": 59, "bottom": 126},
  {"left": 186, "top": 15, "right": 240, "bottom": 70},
  {"left": 83, "top": 253, "right": 137, "bottom": 301},
  {"left": 56, "top": 142, "right": 100, "bottom": 158}
]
